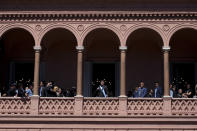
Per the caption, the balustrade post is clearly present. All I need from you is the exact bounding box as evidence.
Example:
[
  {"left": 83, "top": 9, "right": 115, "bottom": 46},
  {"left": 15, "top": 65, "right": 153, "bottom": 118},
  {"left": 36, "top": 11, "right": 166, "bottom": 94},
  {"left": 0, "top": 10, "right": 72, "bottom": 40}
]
[
  {"left": 119, "top": 97, "right": 128, "bottom": 116},
  {"left": 163, "top": 96, "right": 172, "bottom": 116},
  {"left": 30, "top": 96, "right": 39, "bottom": 115},
  {"left": 74, "top": 96, "right": 83, "bottom": 116}
]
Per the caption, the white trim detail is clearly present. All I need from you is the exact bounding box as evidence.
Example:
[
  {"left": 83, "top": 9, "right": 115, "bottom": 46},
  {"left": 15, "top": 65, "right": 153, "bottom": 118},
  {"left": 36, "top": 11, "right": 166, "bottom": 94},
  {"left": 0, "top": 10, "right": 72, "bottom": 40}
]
[
  {"left": 162, "top": 46, "right": 171, "bottom": 51},
  {"left": 76, "top": 45, "right": 84, "bottom": 51},
  {"left": 33, "top": 46, "right": 42, "bottom": 51},
  {"left": 119, "top": 46, "right": 127, "bottom": 51}
]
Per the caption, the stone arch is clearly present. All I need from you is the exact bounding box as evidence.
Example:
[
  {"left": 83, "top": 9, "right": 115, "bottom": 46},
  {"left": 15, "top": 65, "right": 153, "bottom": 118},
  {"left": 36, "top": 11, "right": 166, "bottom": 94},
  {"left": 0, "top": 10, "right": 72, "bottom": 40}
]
[
  {"left": 0, "top": 24, "right": 36, "bottom": 86},
  {"left": 169, "top": 24, "right": 197, "bottom": 88},
  {"left": 39, "top": 25, "right": 78, "bottom": 90},
  {"left": 0, "top": 24, "right": 36, "bottom": 44},
  {"left": 167, "top": 24, "right": 197, "bottom": 45},
  {"left": 125, "top": 24, "right": 164, "bottom": 93},
  {"left": 80, "top": 24, "right": 123, "bottom": 46},
  {"left": 38, "top": 24, "right": 79, "bottom": 46},
  {"left": 125, "top": 24, "right": 166, "bottom": 46}
]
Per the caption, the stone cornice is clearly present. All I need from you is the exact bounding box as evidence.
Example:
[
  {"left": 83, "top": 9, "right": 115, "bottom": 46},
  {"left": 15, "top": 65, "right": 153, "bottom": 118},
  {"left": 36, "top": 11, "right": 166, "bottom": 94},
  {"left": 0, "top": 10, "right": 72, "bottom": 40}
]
[{"left": 0, "top": 11, "right": 197, "bottom": 22}]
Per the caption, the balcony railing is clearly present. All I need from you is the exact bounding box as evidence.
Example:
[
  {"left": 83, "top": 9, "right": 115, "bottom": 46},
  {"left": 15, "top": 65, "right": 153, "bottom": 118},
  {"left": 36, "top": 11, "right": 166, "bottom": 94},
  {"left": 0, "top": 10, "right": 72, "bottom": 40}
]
[{"left": 0, "top": 96, "right": 197, "bottom": 117}]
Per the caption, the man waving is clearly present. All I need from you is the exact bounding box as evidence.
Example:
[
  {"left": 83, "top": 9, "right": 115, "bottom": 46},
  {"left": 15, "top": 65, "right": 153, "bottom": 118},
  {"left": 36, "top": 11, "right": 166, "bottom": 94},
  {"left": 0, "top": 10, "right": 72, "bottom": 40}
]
[{"left": 96, "top": 80, "right": 108, "bottom": 97}]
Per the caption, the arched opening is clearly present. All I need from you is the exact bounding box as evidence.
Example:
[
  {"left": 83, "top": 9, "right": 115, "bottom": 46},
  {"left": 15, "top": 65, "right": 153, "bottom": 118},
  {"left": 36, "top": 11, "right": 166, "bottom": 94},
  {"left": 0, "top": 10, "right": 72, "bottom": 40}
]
[
  {"left": 170, "top": 28, "right": 197, "bottom": 95},
  {"left": 126, "top": 28, "right": 163, "bottom": 97},
  {"left": 40, "top": 28, "right": 77, "bottom": 95},
  {"left": 0, "top": 28, "right": 35, "bottom": 93},
  {"left": 83, "top": 28, "right": 120, "bottom": 97}
]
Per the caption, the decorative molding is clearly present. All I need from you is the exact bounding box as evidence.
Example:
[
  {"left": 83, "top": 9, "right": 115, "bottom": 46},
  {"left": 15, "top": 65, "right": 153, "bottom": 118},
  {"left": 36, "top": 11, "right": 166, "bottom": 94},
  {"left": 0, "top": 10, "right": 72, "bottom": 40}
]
[
  {"left": 162, "top": 25, "right": 170, "bottom": 32},
  {"left": 124, "top": 24, "right": 167, "bottom": 46},
  {"left": 77, "top": 25, "right": 84, "bottom": 31},
  {"left": 0, "top": 12, "right": 197, "bottom": 22},
  {"left": 37, "top": 23, "right": 80, "bottom": 46},
  {"left": 80, "top": 23, "right": 124, "bottom": 45},
  {"left": 35, "top": 25, "right": 42, "bottom": 31},
  {"left": 120, "top": 25, "right": 127, "bottom": 31}
]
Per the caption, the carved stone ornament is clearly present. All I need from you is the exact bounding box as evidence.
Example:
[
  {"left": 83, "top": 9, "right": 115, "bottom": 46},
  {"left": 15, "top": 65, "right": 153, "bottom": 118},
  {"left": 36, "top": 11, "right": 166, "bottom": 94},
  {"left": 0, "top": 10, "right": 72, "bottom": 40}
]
[
  {"left": 120, "top": 25, "right": 127, "bottom": 31},
  {"left": 162, "top": 25, "right": 170, "bottom": 32},
  {"left": 35, "top": 25, "right": 42, "bottom": 31},
  {"left": 77, "top": 25, "right": 84, "bottom": 31}
]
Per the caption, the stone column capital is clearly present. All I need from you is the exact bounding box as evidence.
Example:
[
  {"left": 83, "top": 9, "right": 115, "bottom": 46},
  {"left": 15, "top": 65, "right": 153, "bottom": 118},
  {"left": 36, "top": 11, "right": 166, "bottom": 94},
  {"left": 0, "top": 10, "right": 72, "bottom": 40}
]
[
  {"left": 33, "top": 46, "right": 42, "bottom": 51},
  {"left": 119, "top": 46, "right": 127, "bottom": 51},
  {"left": 76, "top": 45, "right": 84, "bottom": 51},
  {"left": 162, "top": 46, "right": 171, "bottom": 51}
]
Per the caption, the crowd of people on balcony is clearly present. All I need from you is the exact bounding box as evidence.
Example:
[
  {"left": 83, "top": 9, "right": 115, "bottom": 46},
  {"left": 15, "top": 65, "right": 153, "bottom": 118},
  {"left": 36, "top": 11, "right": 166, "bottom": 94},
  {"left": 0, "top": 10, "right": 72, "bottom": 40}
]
[
  {"left": 39, "top": 81, "right": 76, "bottom": 97},
  {"left": 0, "top": 78, "right": 197, "bottom": 98},
  {"left": 0, "top": 79, "right": 76, "bottom": 97},
  {"left": 127, "top": 82, "right": 197, "bottom": 98},
  {"left": 169, "top": 84, "right": 197, "bottom": 98},
  {"left": 127, "top": 82, "right": 163, "bottom": 98}
]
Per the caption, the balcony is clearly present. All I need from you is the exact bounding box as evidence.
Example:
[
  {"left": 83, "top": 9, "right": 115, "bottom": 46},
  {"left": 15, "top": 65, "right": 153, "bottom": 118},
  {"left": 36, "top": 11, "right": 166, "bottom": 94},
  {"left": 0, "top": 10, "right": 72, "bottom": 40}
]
[
  {"left": 0, "top": 97, "right": 197, "bottom": 116},
  {"left": 0, "top": 97, "right": 197, "bottom": 130}
]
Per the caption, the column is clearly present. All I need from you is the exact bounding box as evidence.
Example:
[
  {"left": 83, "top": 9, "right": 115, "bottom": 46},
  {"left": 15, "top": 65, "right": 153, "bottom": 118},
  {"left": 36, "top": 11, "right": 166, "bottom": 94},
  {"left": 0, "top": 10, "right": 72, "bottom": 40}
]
[
  {"left": 33, "top": 45, "right": 42, "bottom": 96},
  {"left": 119, "top": 46, "right": 127, "bottom": 97},
  {"left": 163, "top": 46, "right": 170, "bottom": 97},
  {"left": 76, "top": 46, "right": 84, "bottom": 97}
]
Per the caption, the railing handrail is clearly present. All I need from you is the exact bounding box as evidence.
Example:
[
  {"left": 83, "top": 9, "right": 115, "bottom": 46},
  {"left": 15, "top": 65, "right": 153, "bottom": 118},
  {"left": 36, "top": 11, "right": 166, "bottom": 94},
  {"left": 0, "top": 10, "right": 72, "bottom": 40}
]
[
  {"left": 172, "top": 98, "right": 197, "bottom": 100},
  {"left": 83, "top": 97, "right": 119, "bottom": 100},
  {"left": 39, "top": 97, "right": 75, "bottom": 100},
  {"left": 127, "top": 98, "right": 163, "bottom": 100}
]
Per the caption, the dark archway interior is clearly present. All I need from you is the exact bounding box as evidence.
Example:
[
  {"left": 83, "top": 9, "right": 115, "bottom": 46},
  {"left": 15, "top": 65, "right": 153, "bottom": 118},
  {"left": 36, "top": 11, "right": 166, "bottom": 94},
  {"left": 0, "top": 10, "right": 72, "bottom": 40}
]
[
  {"left": 83, "top": 28, "right": 120, "bottom": 96},
  {"left": 126, "top": 28, "right": 163, "bottom": 95},
  {"left": 0, "top": 28, "right": 34, "bottom": 90},
  {"left": 41, "top": 28, "right": 77, "bottom": 90},
  {"left": 170, "top": 28, "right": 197, "bottom": 91},
  {"left": 84, "top": 28, "right": 120, "bottom": 61}
]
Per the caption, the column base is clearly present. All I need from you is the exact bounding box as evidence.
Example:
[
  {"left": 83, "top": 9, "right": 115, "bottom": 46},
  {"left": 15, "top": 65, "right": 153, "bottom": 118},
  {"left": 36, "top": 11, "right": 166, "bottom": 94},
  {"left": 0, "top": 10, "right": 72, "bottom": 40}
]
[
  {"left": 163, "top": 96, "right": 172, "bottom": 98},
  {"left": 32, "top": 95, "right": 40, "bottom": 97},
  {"left": 75, "top": 95, "right": 83, "bottom": 98},
  {"left": 119, "top": 95, "right": 127, "bottom": 98}
]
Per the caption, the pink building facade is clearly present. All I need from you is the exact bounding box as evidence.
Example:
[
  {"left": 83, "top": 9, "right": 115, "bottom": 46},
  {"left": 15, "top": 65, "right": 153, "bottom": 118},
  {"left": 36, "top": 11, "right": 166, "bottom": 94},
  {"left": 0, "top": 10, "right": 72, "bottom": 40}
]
[{"left": 0, "top": 0, "right": 197, "bottom": 130}]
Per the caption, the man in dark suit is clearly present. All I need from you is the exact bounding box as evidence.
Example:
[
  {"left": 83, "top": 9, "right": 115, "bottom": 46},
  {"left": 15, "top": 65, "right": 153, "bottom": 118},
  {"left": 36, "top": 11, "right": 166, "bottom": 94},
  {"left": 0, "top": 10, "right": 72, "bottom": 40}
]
[
  {"left": 7, "top": 83, "right": 17, "bottom": 97},
  {"left": 153, "top": 82, "right": 162, "bottom": 98},
  {"left": 96, "top": 80, "right": 108, "bottom": 97}
]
